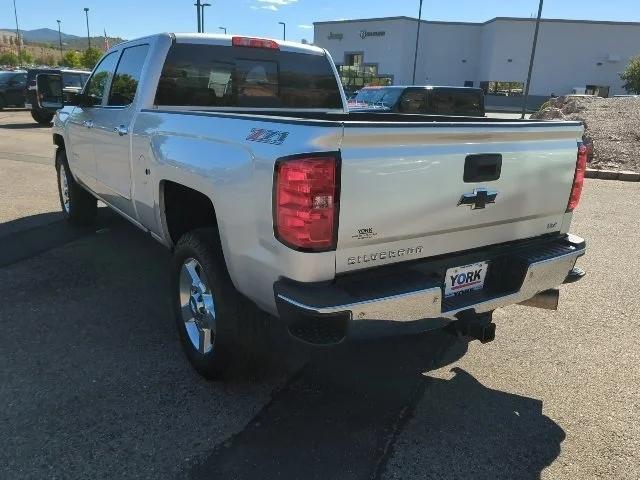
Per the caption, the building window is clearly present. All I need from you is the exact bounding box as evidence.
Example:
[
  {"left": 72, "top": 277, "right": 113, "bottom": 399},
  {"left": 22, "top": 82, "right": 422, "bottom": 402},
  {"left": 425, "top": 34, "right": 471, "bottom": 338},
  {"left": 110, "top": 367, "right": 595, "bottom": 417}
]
[
  {"left": 464, "top": 80, "right": 474, "bottom": 87},
  {"left": 480, "top": 81, "right": 524, "bottom": 96},
  {"left": 345, "top": 53, "right": 363, "bottom": 68},
  {"left": 585, "top": 85, "right": 610, "bottom": 97}
]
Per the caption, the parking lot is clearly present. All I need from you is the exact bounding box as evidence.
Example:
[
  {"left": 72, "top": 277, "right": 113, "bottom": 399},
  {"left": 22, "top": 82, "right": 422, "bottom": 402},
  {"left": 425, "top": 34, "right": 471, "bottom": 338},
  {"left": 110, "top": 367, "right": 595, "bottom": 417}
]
[{"left": 1, "top": 109, "right": 638, "bottom": 479}]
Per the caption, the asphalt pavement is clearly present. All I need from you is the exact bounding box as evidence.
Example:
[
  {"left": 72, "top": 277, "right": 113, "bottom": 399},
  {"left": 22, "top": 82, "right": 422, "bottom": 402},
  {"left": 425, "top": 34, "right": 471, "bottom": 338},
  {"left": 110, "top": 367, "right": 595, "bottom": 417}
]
[{"left": 0, "top": 109, "right": 638, "bottom": 479}]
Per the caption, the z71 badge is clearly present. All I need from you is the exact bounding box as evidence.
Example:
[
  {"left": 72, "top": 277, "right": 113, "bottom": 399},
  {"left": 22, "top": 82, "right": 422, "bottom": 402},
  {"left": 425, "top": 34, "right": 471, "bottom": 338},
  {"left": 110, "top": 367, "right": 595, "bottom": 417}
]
[{"left": 246, "top": 128, "right": 289, "bottom": 145}]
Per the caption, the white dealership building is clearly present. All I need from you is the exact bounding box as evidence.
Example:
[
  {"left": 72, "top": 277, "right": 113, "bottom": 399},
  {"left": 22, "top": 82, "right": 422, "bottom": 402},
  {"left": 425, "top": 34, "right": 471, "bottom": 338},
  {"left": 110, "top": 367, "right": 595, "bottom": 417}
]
[{"left": 313, "top": 16, "right": 640, "bottom": 103}]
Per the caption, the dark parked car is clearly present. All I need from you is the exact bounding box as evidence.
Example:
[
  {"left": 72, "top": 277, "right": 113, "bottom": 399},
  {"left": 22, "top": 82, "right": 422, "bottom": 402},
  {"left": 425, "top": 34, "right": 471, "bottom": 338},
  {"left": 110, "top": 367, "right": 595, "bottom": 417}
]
[
  {"left": 348, "top": 85, "right": 485, "bottom": 117},
  {"left": 25, "top": 68, "right": 90, "bottom": 124},
  {"left": 0, "top": 70, "right": 27, "bottom": 109}
]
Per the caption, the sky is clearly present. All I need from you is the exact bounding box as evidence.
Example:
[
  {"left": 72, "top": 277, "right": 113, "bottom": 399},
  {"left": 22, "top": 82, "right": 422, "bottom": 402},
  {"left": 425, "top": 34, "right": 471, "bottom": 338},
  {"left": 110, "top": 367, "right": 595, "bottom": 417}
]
[{"left": 3, "top": 0, "right": 640, "bottom": 43}]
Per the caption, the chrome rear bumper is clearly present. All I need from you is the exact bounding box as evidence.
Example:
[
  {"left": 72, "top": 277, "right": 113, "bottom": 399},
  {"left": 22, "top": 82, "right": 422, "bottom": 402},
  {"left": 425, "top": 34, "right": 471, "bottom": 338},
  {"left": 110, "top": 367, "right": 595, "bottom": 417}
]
[{"left": 275, "top": 234, "right": 586, "bottom": 343}]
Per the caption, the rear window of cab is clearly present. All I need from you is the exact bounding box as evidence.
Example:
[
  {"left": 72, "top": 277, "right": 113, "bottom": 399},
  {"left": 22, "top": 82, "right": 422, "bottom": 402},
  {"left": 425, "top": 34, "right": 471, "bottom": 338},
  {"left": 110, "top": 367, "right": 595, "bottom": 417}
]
[{"left": 155, "top": 43, "right": 342, "bottom": 109}]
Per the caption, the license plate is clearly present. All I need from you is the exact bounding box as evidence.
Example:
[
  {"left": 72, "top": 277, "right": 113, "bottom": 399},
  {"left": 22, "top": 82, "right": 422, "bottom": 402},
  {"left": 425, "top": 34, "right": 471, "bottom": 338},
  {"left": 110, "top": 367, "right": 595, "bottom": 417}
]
[{"left": 444, "top": 261, "right": 489, "bottom": 297}]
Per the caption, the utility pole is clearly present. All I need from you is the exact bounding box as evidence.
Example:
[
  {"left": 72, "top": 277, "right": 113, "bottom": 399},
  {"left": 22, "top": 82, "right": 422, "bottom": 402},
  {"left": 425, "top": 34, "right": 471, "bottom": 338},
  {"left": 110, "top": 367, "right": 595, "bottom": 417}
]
[
  {"left": 411, "top": 0, "right": 424, "bottom": 85},
  {"left": 278, "top": 21, "right": 286, "bottom": 41},
  {"left": 13, "top": 0, "right": 22, "bottom": 63},
  {"left": 195, "top": 0, "right": 202, "bottom": 32},
  {"left": 522, "top": 0, "right": 544, "bottom": 118},
  {"left": 219, "top": 27, "right": 227, "bottom": 34},
  {"left": 57, "top": 20, "right": 63, "bottom": 60},
  {"left": 201, "top": 3, "right": 211, "bottom": 32},
  {"left": 84, "top": 7, "right": 91, "bottom": 48}
]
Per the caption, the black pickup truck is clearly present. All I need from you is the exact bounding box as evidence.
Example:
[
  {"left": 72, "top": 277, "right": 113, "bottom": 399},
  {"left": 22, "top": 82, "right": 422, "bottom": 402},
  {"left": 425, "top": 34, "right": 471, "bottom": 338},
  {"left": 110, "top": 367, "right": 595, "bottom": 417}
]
[
  {"left": 25, "top": 68, "right": 90, "bottom": 125},
  {"left": 348, "top": 85, "right": 485, "bottom": 117}
]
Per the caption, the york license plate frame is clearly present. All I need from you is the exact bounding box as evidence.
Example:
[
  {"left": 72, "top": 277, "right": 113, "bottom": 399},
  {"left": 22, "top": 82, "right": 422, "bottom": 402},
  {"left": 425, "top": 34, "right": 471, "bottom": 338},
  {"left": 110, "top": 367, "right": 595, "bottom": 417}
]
[{"left": 444, "top": 261, "right": 489, "bottom": 298}]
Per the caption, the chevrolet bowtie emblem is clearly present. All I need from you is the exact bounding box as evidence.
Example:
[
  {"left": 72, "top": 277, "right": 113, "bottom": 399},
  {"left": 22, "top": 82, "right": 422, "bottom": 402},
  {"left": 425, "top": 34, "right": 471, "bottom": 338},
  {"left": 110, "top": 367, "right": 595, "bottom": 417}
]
[{"left": 458, "top": 188, "right": 498, "bottom": 209}]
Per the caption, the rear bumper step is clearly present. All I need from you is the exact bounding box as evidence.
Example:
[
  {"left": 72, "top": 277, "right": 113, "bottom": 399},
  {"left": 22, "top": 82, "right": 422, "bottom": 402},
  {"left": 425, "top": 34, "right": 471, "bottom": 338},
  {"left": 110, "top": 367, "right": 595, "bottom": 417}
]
[{"left": 275, "top": 234, "right": 586, "bottom": 344}]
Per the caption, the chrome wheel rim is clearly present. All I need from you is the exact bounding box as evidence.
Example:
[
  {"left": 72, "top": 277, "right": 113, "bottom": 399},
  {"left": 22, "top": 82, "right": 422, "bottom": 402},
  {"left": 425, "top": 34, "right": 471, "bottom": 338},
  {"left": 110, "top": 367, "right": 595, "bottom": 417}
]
[
  {"left": 179, "top": 258, "right": 216, "bottom": 355},
  {"left": 59, "top": 165, "right": 70, "bottom": 214}
]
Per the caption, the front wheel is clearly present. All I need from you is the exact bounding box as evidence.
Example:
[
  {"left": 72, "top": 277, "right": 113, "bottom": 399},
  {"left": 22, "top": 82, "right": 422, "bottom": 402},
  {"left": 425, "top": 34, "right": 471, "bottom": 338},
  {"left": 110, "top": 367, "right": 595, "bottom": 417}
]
[
  {"left": 31, "top": 109, "right": 54, "bottom": 125},
  {"left": 171, "top": 229, "right": 270, "bottom": 380},
  {"left": 55, "top": 149, "right": 97, "bottom": 225}
]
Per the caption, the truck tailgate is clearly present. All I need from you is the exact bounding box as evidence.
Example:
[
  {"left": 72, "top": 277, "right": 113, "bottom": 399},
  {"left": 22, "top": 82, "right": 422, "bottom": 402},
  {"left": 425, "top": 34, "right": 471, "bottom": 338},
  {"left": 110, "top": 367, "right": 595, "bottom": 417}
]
[{"left": 336, "top": 121, "right": 584, "bottom": 273}]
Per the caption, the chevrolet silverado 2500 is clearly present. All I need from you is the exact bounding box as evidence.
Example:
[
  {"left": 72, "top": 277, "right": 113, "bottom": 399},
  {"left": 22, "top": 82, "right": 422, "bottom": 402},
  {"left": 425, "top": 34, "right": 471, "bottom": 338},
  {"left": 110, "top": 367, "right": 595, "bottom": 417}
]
[{"left": 40, "top": 33, "right": 587, "bottom": 379}]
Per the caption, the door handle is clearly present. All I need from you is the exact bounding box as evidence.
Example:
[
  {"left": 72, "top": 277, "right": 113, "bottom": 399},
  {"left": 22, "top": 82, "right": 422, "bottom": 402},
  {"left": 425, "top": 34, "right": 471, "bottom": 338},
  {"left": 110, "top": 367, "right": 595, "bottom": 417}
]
[
  {"left": 82, "top": 120, "right": 94, "bottom": 128},
  {"left": 114, "top": 125, "right": 129, "bottom": 136}
]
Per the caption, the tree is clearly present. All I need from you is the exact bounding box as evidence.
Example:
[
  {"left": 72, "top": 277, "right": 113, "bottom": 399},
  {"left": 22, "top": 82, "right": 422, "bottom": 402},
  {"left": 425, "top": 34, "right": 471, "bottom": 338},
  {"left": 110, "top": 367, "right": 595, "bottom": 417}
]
[
  {"left": 60, "top": 50, "right": 82, "bottom": 68},
  {"left": 81, "top": 47, "right": 102, "bottom": 69},
  {"left": 35, "top": 54, "right": 57, "bottom": 66},
  {"left": 18, "top": 51, "right": 33, "bottom": 65},
  {"left": 620, "top": 55, "right": 640, "bottom": 94},
  {"left": 0, "top": 52, "right": 19, "bottom": 66}
]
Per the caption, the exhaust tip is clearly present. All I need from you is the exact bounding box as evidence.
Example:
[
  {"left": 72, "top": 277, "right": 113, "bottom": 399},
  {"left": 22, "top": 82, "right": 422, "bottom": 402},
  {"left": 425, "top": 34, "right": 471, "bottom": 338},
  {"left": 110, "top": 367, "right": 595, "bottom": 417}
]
[{"left": 519, "top": 288, "right": 560, "bottom": 311}]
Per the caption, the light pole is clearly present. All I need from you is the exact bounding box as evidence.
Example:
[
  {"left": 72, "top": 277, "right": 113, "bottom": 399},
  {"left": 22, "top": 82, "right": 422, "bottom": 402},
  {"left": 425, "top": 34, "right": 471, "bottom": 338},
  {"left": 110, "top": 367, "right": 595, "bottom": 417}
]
[
  {"left": 56, "top": 20, "right": 63, "bottom": 60},
  {"left": 13, "top": 0, "right": 22, "bottom": 63},
  {"left": 411, "top": 0, "right": 424, "bottom": 85},
  {"left": 201, "top": 3, "right": 211, "bottom": 32},
  {"left": 84, "top": 7, "right": 91, "bottom": 48},
  {"left": 194, "top": 0, "right": 202, "bottom": 32},
  {"left": 521, "top": 0, "right": 544, "bottom": 118},
  {"left": 219, "top": 27, "right": 227, "bottom": 34},
  {"left": 278, "top": 21, "right": 286, "bottom": 41}
]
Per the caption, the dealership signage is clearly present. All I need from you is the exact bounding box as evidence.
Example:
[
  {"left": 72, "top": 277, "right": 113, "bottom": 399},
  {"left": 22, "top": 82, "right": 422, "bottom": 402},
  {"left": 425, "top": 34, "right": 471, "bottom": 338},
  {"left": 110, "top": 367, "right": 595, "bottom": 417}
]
[
  {"left": 327, "top": 32, "right": 344, "bottom": 40},
  {"left": 359, "top": 30, "right": 386, "bottom": 39}
]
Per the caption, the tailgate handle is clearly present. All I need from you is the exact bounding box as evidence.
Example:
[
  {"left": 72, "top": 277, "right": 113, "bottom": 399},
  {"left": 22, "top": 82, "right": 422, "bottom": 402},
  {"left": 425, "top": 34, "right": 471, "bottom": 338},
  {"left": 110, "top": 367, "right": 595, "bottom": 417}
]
[{"left": 464, "top": 154, "right": 502, "bottom": 182}]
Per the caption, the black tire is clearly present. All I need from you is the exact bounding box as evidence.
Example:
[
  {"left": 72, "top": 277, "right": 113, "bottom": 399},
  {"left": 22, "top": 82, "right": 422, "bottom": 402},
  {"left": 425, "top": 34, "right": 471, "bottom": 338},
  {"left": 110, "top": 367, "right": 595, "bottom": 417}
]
[
  {"left": 55, "top": 149, "right": 97, "bottom": 226},
  {"left": 0, "top": 95, "right": 5, "bottom": 110},
  {"left": 31, "top": 109, "right": 54, "bottom": 125},
  {"left": 171, "top": 228, "right": 270, "bottom": 380}
]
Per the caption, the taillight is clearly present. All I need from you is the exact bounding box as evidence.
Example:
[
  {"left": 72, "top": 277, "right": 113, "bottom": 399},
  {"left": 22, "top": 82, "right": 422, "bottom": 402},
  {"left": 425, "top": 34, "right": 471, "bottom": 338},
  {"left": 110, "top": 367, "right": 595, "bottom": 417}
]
[
  {"left": 567, "top": 142, "right": 588, "bottom": 212},
  {"left": 232, "top": 36, "right": 279, "bottom": 50},
  {"left": 274, "top": 155, "right": 339, "bottom": 252}
]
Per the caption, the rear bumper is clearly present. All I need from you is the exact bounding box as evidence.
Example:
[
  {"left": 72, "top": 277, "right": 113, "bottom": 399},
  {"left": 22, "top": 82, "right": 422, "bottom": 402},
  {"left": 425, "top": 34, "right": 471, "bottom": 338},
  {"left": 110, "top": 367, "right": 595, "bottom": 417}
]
[{"left": 274, "top": 234, "right": 586, "bottom": 343}]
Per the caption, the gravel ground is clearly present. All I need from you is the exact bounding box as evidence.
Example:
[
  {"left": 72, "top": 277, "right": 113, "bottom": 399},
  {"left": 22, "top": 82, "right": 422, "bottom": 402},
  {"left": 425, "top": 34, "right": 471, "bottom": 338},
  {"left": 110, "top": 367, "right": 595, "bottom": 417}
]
[{"left": 531, "top": 96, "right": 640, "bottom": 171}]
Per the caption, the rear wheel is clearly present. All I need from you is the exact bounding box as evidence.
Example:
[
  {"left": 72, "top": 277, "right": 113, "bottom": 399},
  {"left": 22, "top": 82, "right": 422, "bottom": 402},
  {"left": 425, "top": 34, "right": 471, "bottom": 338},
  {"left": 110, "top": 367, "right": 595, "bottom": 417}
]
[
  {"left": 31, "top": 109, "right": 54, "bottom": 125},
  {"left": 171, "top": 228, "right": 270, "bottom": 380},
  {"left": 0, "top": 95, "right": 5, "bottom": 110},
  {"left": 55, "top": 149, "right": 97, "bottom": 225}
]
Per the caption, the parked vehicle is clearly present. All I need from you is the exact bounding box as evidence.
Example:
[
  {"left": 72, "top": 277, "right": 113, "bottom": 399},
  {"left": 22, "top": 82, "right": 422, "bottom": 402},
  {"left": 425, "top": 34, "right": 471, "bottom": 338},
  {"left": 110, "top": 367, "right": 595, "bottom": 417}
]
[
  {"left": 25, "top": 68, "right": 90, "bottom": 125},
  {"left": 348, "top": 85, "right": 485, "bottom": 116},
  {"left": 38, "top": 33, "right": 586, "bottom": 379},
  {"left": 0, "top": 70, "right": 27, "bottom": 109}
]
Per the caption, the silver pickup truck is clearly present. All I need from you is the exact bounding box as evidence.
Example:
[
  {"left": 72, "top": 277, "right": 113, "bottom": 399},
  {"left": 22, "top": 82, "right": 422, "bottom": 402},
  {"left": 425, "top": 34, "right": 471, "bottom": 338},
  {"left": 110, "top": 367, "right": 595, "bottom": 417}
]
[{"left": 40, "top": 33, "right": 587, "bottom": 379}]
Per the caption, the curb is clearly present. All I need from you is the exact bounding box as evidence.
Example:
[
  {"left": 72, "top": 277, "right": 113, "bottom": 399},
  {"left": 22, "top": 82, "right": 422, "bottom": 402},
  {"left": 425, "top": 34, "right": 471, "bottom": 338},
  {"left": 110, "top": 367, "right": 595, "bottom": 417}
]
[{"left": 585, "top": 169, "right": 640, "bottom": 182}]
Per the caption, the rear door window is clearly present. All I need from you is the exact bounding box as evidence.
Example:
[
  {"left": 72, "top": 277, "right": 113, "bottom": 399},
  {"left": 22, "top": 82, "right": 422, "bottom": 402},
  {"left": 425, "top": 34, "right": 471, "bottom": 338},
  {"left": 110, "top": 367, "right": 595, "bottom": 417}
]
[
  {"left": 399, "top": 90, "right": 427, "bottom": 113},
  {"left": 429, "top": 90, "right": 483, "bottom": 115},
  {"left": 62, "top": 73, "right": 84, "bottom": 88},
  {"left": 108, "top": 44, "right": 150, "bottom": 106},
  {"left": 155, "top": 43, "right": 342, "bottom": 109}
]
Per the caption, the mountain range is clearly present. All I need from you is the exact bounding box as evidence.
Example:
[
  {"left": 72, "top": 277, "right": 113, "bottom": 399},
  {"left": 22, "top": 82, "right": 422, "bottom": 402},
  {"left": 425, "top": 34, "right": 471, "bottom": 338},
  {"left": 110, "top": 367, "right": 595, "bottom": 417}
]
[{"left": 0, "top": 27, "right": 123, "bottom": 48}]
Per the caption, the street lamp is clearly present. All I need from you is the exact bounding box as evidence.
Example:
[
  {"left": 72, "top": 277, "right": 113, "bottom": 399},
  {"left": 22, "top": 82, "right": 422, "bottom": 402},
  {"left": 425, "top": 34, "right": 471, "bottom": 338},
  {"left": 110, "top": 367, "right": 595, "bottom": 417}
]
[
  {"left": 411, "top": 0, "right": 424, "bottom": 85},
  {"left": 278, "top": 21, "right": 286, "bottom": 41},
  {"left": 219, "top": 26, "right": 227, "bottom": 34},
  {"left": 521, "top": 0, "right": 544, "bottom": 118},
  {"left": 201, "top": 3, "right": 211, "bottom": 32},
  {"left": 84, "top": 7, "right": 91, "bottom": 48},
  {"left": 13, "top": 0, "right": 21, "bottom": 63},
  {"left": 194, "top": 0, "right": 201, "bottom": 32},
  {"left": 56, "top": 20, "right": 63, "bottom": 60}
]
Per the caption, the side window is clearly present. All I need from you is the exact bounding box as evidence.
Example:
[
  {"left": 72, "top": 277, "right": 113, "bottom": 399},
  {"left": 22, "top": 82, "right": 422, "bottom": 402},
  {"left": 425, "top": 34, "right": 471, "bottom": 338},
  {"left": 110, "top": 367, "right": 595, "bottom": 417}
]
[
  {"left": 84, "top": 52, "right": 118, "bottom": 106},
  {"left": 399, "top": 90, "right": 427, "bottom": 114},
  {"left": 108, "top": 44, "right": 150, "bottom": 107}
]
